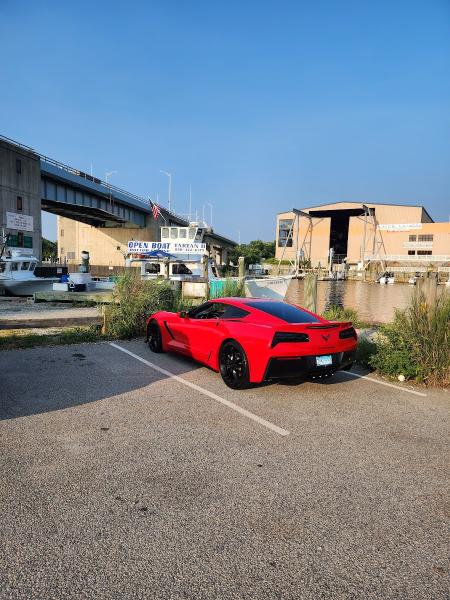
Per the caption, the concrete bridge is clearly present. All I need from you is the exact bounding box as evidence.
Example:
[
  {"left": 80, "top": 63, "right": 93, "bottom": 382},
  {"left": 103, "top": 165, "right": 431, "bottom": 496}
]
[{"left": 0, "top": 135, "right": 235, "bottom": 265}]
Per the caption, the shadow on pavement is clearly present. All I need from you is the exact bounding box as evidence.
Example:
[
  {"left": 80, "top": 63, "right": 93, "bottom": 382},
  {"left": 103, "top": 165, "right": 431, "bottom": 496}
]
[{"left": 0, "top": 341, "right": 202, "bottom": 421}]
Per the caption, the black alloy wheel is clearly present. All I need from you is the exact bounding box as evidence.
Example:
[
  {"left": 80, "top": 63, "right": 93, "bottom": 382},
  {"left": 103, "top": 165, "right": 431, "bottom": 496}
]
[
  {"left": 148, "top": 321, "right": 163, "bottom": 353},
  {"left": 219, "top": 340, "right": 250, "bottom": 389}
]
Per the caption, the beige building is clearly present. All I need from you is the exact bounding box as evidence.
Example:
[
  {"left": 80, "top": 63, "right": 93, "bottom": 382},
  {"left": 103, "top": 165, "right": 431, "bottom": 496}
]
[
  {"left": 58, "top": 215, "right": 236, "bottom": 269},
  {"left": 276, "top": 202, "right": 450, "bottom": 267}
]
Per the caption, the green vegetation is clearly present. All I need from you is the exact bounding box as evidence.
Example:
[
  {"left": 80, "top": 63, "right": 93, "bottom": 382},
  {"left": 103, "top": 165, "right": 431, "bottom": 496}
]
[
  {"left": 103, "top": 274, "right": 174, "bottom": 338},
  {"left": 229, "top": 240, "right": 275, "bottom": 266},
  {"left": 355, "top": 336, "right": 377, "bottom": 368},
  {"left": 369, "top": 289, "right": 450, "bottom": 386},
  {"left": 0, "top": 325, "right": 102, "bottom": 351},
  {"left": 321, "top": 305, "right": 368, "bottom": 329},
  {"left": 42, "top": 238, "right": 57, "bottom": 260},
  {"left": 209, "top": 277, "right": 246, "bottom": 299}
]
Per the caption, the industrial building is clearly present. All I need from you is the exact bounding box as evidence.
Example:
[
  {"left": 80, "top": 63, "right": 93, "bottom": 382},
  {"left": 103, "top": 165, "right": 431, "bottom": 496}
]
[{"left": 276, "top": 202, "right": 450, "bottom": 268}]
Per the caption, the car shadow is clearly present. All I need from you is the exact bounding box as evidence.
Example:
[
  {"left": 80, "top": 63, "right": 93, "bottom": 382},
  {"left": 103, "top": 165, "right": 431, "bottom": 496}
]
[
  {"left": 275, "top": 366, "right": 373, "bottom": 387},
  {"left": 0, "top": 341, "right": 203, "bottom": 421}
]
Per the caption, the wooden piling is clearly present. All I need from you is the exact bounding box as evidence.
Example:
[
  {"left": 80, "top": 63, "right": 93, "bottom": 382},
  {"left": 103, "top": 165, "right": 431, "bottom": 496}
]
[{"left": 303, "top": 272, "right": 318, "bottom": 313}]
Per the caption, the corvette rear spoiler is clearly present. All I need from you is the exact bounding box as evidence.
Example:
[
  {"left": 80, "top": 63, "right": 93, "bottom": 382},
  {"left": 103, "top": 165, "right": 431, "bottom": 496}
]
[{"left": 305, "top": 321, "right": 352, "bottom": 329}]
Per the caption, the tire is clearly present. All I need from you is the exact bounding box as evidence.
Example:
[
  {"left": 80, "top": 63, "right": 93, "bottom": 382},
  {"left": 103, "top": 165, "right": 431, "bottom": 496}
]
[
  {"left": 148, "top": 321, "right": 164, "bottom": 353},
  {"left": 219, "top": 340, "right": 250, "bottom": 389}
]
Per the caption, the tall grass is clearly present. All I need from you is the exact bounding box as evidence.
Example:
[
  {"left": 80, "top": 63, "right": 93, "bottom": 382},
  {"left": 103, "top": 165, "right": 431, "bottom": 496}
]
[
  {"left": 370, "top": 289, "right": 450, "bottom": 385},
  {"left": 209, "top": 277, "right": 246, "bottom": 299},
  {"left": 103, "top": 274, "right": 174, "bottom": 338},
  {"left": 322, "top": 305, "right": 367, "bottom": 328}
]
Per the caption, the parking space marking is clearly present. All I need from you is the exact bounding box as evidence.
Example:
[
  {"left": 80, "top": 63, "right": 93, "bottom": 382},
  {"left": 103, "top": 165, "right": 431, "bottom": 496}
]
[
  {"left": 344, "top": 371, "right": 427, "bottom": 397},
  {"left": 109, "top": 343, "right": 290, "bottom": 437}
]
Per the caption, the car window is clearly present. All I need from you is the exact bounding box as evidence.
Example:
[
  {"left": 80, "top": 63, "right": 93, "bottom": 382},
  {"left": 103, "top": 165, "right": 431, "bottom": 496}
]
[
  {"left": 223, "top": 305, "right": 249, "bottom": 319},
  {"left": 188, "top": 302, "right": 228, "bottom": 320},
  {"left": 245, "top": 301, "right": 319, "bottom": 323}
]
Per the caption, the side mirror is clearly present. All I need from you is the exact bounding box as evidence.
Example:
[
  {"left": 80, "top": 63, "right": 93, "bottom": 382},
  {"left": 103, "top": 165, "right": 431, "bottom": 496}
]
[{"left": 178, "top": 311, "right": 187, "bottom": 318}]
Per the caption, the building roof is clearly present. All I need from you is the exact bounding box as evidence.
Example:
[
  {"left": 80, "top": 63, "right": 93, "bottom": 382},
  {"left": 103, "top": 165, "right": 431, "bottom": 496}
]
[{"left": 277, "top": 201, "right": 435, "bottom": 223}]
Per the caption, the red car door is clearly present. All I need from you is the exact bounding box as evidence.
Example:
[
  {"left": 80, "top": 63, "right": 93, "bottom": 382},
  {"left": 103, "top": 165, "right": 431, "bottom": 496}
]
[{"left": 184, "top": 302, "right": 228, "bottom": 363}]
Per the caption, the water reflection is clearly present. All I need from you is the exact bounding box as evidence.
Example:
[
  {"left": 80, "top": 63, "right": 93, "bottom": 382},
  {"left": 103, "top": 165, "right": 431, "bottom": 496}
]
[{"left": 286, "top": 279, "right": 415, "bottom": 323}]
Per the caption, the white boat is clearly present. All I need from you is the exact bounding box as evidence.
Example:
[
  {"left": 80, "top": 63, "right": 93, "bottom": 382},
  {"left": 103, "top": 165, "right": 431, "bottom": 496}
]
[
  {"left": 378, "top": 271, "right": 395, "bottom": 285},
  {"left": 243, "top": 275, "right": 292, "bottom": 299},
  {"left": 0, "top": 253, "right": 58, "bottom": 296}
]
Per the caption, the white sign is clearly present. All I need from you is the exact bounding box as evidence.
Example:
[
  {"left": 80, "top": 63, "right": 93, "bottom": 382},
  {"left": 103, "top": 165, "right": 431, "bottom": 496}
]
[
  {"left": 128, "top": 241, "right": 207, "bottom": 254},
  {"left": 6, "top": 212, "right": 34, "bottom": 232},
  {"left": 378, "top": 223, "right": 422, "bottom": 232}
]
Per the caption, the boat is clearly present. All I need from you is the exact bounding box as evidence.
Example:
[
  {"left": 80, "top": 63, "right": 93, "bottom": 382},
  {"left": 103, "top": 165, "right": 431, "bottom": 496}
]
[
  {"left": 377, "top": 271, "right": 395, "bottom": 285},
  {"left": 0, "top": 252, "right": 58, "bottom": 296},
  {"left": 126, "top": 224, "right": 292, "bottom": 301}
]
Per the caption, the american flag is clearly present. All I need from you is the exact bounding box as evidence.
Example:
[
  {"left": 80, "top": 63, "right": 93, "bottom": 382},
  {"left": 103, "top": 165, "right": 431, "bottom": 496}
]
[{"left": 149, "top": 199, "right": 161, "bottom": 220}]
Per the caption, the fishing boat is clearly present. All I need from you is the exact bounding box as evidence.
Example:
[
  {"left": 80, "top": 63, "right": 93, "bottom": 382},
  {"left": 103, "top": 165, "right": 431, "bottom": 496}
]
[
  {"left": 127, "top": 224, "right": 292, "bottom": 300},
  {"left": 0, "top": 252, "right": 58, "bottom": 296}
]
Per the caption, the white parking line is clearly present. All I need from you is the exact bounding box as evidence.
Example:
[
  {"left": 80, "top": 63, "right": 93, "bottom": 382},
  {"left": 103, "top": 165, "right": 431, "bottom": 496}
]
[
  {"left": 109, "top": 343, "right": 290, "bottom": 437},
  {"left": 343, "top": 371, "right": 427, "bottom": 397}
]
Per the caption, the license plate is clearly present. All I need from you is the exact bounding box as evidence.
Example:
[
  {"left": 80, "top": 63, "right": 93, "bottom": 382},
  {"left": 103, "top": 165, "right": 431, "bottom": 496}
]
[{"left": 316, "top": 355, "right": 332, "bottom": 366}]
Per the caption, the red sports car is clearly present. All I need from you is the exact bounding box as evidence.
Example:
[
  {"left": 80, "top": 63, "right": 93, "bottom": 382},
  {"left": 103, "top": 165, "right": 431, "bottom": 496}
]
[{"left": 146, "top": 298, "right": 358, "bottom": 389}]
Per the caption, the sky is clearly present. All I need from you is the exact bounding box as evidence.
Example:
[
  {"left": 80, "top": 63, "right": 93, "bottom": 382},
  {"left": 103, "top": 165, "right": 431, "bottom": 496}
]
[{"left": 1, "top": 0, "right": 449, "bottom": 242}]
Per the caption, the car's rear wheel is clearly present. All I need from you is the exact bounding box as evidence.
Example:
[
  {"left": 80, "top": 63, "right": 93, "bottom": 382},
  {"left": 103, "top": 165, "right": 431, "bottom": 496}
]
[
  {"left": 219, "top": 340, "right": 250, "bottom": 389},
  {"left": 148, "top": 321, "right": 164, "bottom": 353}
]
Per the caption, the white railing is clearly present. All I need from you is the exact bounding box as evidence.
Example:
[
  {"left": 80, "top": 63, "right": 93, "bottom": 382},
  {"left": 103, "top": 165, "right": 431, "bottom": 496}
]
[{"left": 365, "top": 254, "right": 450, "bottom": 262}]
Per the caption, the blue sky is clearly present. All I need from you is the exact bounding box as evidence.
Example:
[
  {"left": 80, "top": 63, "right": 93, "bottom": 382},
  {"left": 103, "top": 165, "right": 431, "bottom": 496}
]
[{"left": 1, "top": 0, "right": 449, "bottom": 242}]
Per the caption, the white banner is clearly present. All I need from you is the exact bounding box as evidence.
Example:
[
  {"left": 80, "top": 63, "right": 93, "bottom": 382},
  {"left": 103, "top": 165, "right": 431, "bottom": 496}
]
[
  {"left": 6, "top": 212, "right": 34, "bottom": 232},
  {"left": 128, "top": 241, "right": 207, "bottom": 254},
  {"left": 378, "top": 223, "right": 422, "bottom": 232}
]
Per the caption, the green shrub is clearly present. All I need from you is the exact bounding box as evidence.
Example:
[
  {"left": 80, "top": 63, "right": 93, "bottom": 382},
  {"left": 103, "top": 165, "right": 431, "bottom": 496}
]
[
  {"left": 369, "top": 289, "right": 450, "bottom": 385},
  {"left": 322, "top": 305, "right": 366, "bottom": 328},
  {"left": 355, "top": 336, "right": 377, "bottom": 368},
  {"left": 103, "top": 274, "right": 174, "bottom": 338}
]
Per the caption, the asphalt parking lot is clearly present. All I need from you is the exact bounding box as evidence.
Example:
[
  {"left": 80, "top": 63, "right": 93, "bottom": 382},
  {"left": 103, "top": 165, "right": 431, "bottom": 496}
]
[{"left": 1, "top": 340, "right": 449, "bottom": 600}]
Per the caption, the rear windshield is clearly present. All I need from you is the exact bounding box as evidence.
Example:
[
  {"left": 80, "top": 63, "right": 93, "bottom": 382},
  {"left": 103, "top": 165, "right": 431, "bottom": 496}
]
[{"left": 246, "top": 301, "right": 319, "bottom": 323}]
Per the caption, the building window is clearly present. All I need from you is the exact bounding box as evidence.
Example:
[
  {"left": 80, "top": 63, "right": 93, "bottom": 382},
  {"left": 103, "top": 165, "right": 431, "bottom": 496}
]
[
  {"left": 417, "top": 250, "right": 432, "bottom": 255},
  {"left": 418, "top": 234, "right": 433, "bottom": 242},
  {"left": 17, "top": 232, "right": 24, "bottom": 247},
  {"left": 16, "top": 159, "right": 22, "bottom": 174},
  {"left": 408, "top": 250, "right": 416, "bottom": 255},
  {"left": 24, "top": 235, "right": 32, "bottom": 248},
  {"left": 60, "top": 229, "right": 64, "bottom": 237},
  {"left": 17, "top": 196, "right": 23, "bottom": 211},
  {"left": 67, "top": 252, "right": 76, "bottom": 260},
  {"left": 278, "top": 219, "right": 293, "bottom": 247},
  {"left": 408, "top": 235, "right": 417, "bottom": 242}
]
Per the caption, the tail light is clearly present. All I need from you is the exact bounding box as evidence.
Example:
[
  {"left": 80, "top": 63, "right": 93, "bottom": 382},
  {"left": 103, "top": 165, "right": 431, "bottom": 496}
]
[
  {"left": 271, "top": 332, "right": 309, "bottom": 348},
  {"left": 339, "top": 327, "right": 357, "bottom": 340}
]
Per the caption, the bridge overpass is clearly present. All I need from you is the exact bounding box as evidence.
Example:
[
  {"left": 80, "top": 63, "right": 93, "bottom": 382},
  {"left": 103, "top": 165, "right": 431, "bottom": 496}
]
[
  {"left": 0, "top": 135, "right": 236, "bottom": 266},
  {"left": 1, "top": 134, "right": 188, "bottom": 230}
]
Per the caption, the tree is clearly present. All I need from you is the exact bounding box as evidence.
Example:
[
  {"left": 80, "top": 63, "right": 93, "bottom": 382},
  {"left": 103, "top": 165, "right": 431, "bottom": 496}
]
[
  {"left": 42, "top": 238, "right": 57, "bottom": 259},
  {"left": 229, "top": 240, "right": 275, "bottom": 265}
]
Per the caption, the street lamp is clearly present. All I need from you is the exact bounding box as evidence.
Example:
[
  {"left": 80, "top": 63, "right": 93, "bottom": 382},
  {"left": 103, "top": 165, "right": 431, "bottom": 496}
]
[
  {"left": 105, "top": 170, "right": 117, "bottom": 209},
  {"left": 160, "top": 170, "right": 172, "bottom": 212},
  {"left": 205, "top": 202, "right": 213, "bottom": 227},
  {"left": 105, "top": 170, "right": 117, "bottom": 184}
]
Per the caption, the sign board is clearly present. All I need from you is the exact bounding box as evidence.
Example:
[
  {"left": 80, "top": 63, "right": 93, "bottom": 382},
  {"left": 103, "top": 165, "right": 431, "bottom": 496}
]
[
  {"left": 6, "top": 212, "right": 34, "bottom": 232},
  {"left": 378, "top": 223, "right": 422, "bottom": 232},
  {"left": 127, "top": 241, "right": 207, "bottom": 254}
]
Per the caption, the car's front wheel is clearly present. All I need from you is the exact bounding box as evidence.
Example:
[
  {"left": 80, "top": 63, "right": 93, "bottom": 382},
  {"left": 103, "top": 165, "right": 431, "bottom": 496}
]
[
  {"left": 219, "top": 340, "right": 250, "bottom": 389},
  {"left": 148, "top": 321, "right": 164, "bottom": 353}
]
